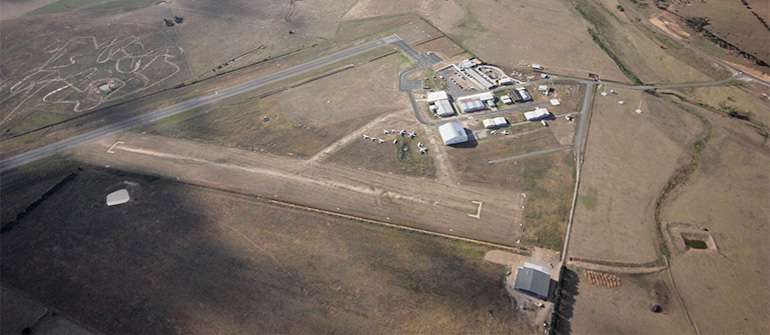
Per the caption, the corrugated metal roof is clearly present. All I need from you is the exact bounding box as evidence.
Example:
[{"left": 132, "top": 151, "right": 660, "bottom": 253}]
[{"left": 514, "top": 267, "right": 551, "bottom": 299}]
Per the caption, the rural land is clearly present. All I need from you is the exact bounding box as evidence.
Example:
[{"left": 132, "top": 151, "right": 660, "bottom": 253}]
[{"left": 1, "top": 0, "right": 768, "bottom": 333}]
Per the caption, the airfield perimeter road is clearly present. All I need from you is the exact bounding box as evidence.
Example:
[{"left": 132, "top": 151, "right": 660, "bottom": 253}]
[{"left": 0, "top": 35, "right": 402, "bottom": 172}]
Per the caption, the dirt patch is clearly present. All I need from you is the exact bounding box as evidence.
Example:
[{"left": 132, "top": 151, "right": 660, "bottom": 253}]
[{"left": 649, "top": 14, "right": 691, "bottom": 39}]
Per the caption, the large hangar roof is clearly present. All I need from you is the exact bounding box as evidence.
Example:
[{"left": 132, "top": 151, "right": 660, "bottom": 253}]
[{"left": 438, "top": 122, "right": 468, "bottom": 145}]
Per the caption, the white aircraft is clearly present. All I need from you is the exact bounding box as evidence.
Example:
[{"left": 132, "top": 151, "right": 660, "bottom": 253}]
[
  {"left": 371, "top": 137, "right": 378, "bottom": 142},
  {"left": 383, "top": 129, "right": 390, "bottom": 134},
  {"left": 417, "top": 142, "right": 423, "bottom": 147},
  {"left": 379, "top": 139, "right": 385, "bottom": 143},
  {"left": 419, "top": 147, "right": 428, "bottom": 154},
  {"left": 399, "top": 129, "right": 407, "bottom": 136},
  {"left": 541, "top": 120, "right": 548, "bottom": 127},
  {"left": 490, "top": 130, "right": 497, "bottom": 135},
  {"left": 363, "top": 135, "right": 369, "bottom": 139},
  {"left": 408, "top": 132, "right": 417, "bottom": 138},
  {"left": 391, "top": 129, "right": 397, "bottom": 133},
  {"left": 502, "top": 130, "right": 510, "bottom": 135},
  {"left": 393, "top": 139, "right": 398, "bottom": 144}
]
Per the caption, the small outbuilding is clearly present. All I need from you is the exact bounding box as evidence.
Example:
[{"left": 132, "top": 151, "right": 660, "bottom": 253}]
[
  {"left": 501, "top": 95, "right": 513, "bottom": 104},
  {"left": 524, "top": 107, "right": 551, "bottom": 121},
  {"left": 438, "top": 122, "right": 469, "bottom": 145},
  {"left": 514, "top": 267, "right": 551, "bottom": 300},
  {"left": 427, "top": 91, "right": 450, "bottom": 103},
  {"left": 483, "top": 116, "right": 508, "bottom": 129},
  {"left": 106, "top": 189, "right": 130, "bottom": 206}
]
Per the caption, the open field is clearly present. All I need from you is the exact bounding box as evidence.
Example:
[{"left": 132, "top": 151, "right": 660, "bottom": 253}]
[
  {"left": 324, "top": 112, "right": 437, "bottom": 178},
  {"left": 0, "top": 10, "right": 191, "bottom": 135},
  {"left": 0, "top": 165, "right": 532, "bottom": 334},
  {"left": 0, "top": 8, "right": 434, "bottom": 155},
  {"left": 658, "top": 108, "right": 769, "bottom": 333},
  {"left": 570, "top": 88, "right": 704, "bottom": 264},
  {"left": 68, "top": 132, "right": 529, "bottom": 247},
  {"left": 569, "top": 268, "right": 693, "bottom": 333},
  {"left": 448, "top": 141, "right": 575, "bottom": 250},
  {"left": 571, "top": 0, "right": 729, "bottom": 84},
  {"left": 342, "top": 0, "right": 630, "bottom": 82},
  {"left": 636, "top": 0, "right": 769, "bottom": 74},
  {"left": 143, "top": 52, "right": 412, "bottom": 158},
  {"left": 660, "top": 82, "right": 770, "bottom": 132}
]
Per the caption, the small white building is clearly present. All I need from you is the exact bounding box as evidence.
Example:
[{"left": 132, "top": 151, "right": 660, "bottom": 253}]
[
  {"left": 499, "top": 77, "right": 515, "bottom": 85},
  {"left": 427, "top": 91, "right": 449, "bottom": 103},
  {"left": 428, "top": 91, "right": 455, "bottom": 117},
  {"left": 434, "top": 99, "right": 456, "bottom": 117},
  {"left": 106, "top": 189, "right": 130, "bottom": 206},
  {"left": 438, "top": 122, "right": 469, "bottom": 145},
  {"left": 501, "top": 95, "right": 513, "bottom": 104},
  {"left": 483, "top": 117, "right": 508, "bottom": 129},
  {"left": 524, "top": 107, "right": 551, "bottom": 121},
  {"left": 515, "top": 88, "right": 532, "bottom": 102},
  {"left": 531, "top": 64, "right": 544, "bottom": 70}
]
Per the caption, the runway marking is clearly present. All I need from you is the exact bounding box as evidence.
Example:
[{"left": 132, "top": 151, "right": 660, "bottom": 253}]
[
  {"left": 106, "top": 141, "right": 124, "bottom": 153},
  {"left": 468, "top": 201, "right": 483, "bottom": 219}
]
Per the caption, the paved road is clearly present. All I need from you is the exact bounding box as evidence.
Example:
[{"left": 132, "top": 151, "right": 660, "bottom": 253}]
[{"left": 0, "top": 35, "right": 402, "bottom": 172}]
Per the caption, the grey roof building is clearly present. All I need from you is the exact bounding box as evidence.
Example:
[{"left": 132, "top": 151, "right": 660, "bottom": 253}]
[{"left": 514, "top": 267, "right": 551, "bottom": 300}]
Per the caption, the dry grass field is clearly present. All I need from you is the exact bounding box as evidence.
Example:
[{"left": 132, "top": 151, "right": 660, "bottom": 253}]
[
  {"left": 342, "top": 0, "right": 630, "bottom": 82},
  {"left": 662, "top": 82, "right": 770, "bottom": 130},
  {"left": 570, "top": 88, "right": 704, "bottom": 264},
  {"left": 324, "top": 114, "right": 437, "bottom": 178},
  {"left": 651, "top": 0, "right": 769, "bottom": 73},
  {"left": 570, "top": 269, "right": 693, "bottom": 333},
  {"left": 448, "top": 142, "right": 574, "bottom": 250},
  {"left": 572, "top": 0, "right": 729, "bottom": 84},
  {"left": 0, "top": 10, "right": 192, "bottom": 136},
  {"left": 0, "top": 165, "right": 532, "bottom": 334},
  {"left": 143, "top": 52, "right": 412, "bottom": 158},
  {"left": 658, "top": 112, "right": 769, "bottom": 333}
]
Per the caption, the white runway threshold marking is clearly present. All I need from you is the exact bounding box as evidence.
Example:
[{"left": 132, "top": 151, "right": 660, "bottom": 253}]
[
  {"left": 107, "top": 141, "right": 124, "bottom": 153},
  {"left": 468, "top": 201, "right": 483, "bottom": 219}
]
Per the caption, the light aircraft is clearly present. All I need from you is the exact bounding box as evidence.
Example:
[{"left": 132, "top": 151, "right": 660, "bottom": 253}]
[{"left": 408, "top": 132, "right": 417, "bottom": 138}]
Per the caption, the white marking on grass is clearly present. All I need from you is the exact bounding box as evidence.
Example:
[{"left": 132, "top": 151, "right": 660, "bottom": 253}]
[
  {"left": 107, "top": 141, "right": 124, "bottom": 153},
  {"left": 468, "top": 201, "right": 483, "bottom": 219}
]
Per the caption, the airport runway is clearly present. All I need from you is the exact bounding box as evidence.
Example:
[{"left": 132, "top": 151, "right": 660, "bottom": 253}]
[{"left": 0, "top": 35, "right": 402, "bottom": 172}]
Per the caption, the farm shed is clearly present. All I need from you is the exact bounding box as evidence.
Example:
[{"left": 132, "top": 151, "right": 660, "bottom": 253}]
[
  {"left": 438, "top": 122, "right": 468, "bottom": 145},
  {"left": 427, "top": 91, "right": 450, "bottom": 103},
  {"left": 434, "top": 99, "right": 456, "bottom": 117},
  {"left": 524, "top": 108, "right": 551, "bottom": 121},
  {"left": 106, "top": 189, "right": 130, "bottom": 206},
  {"left": 514, "top": 267, "right": 551, "bottom": 300},
  {"left": 483, "top": 117, "right": 508, "bottom": 129}
]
